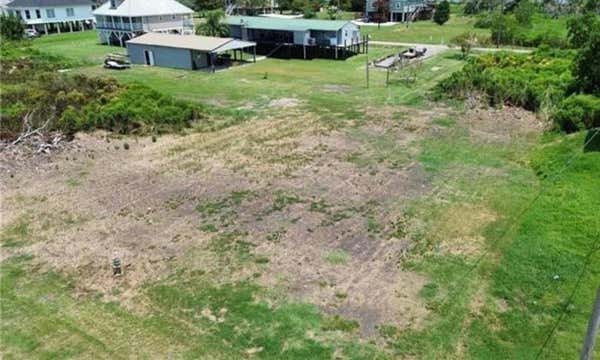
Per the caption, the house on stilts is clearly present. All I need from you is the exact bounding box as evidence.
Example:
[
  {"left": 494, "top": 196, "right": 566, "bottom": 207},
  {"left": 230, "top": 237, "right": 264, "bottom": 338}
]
[
  {"left": 93, "top": 0, "right": 193, "bottom": 47},
  {"left": 3, "top": 0, "right": 96, "bottom": 35},
  {"left": 224, "top": 16, "right": 367, "bottom": 60}
]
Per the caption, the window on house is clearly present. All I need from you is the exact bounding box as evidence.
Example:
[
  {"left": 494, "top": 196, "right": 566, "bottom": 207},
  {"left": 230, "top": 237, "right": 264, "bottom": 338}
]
[
  {"left": 110, "top": 0, "right": 117, "bottom": 8},
  {"left": 46, "top": 9, "right": 55, "bottom": 18},
  {"left": 25, "top": 10, "right": 31, "bottom": 19},
  {"left": 66, "top": 8, "right": 74, "bottom": 16},
  {"left": 15, "top": 10, "right": 22, "bottom": 18},
  {"left": 35, "top": 9, "right": 41, "bottom": 18}
]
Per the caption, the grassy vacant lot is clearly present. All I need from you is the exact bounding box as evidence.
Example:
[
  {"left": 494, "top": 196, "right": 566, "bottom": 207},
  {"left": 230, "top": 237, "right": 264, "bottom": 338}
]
[
  {"left": 362, "top": 13, "right": 488, "bottom": 44},
  {"left": 32, "top": 30, "right": 124, "bottom": 64},
  {"left": 0, "top": 30, "right": 598, "bottom": 359},
  {"left": 362, "top": 10, "right": 568, "bottom": 46}
]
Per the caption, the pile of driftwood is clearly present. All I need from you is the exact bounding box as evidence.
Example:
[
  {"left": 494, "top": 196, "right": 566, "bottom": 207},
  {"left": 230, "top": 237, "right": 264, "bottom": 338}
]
[{"left": 1, "top": 112, "right": 67, "bottom": 155}]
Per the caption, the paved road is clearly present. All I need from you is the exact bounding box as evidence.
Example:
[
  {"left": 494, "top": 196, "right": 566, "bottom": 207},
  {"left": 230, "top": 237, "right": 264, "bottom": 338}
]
[{"left": 370, "top": 40, "right": 533, "bottom": 54}]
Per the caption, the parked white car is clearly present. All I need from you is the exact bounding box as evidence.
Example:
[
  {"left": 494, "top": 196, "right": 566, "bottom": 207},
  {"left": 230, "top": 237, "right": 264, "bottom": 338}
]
[{"left": 24, "top": 28, "right": 40, "bottom": 38}]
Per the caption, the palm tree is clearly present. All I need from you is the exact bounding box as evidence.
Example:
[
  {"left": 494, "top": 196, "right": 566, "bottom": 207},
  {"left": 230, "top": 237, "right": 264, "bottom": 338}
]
[{"left": 196, "top": 10, "right": 230, "bottom": 37}]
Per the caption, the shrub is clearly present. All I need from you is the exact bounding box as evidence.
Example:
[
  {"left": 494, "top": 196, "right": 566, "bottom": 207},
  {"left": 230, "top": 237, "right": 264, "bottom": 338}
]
[
  {"left": 302, "top": 6, "right": 316, "bottom": 18},
  {"left": 451, "top": 32, "right": 480, "bottom": 58},
  {"left": 514, "top": 0, "right": 536, "bottom": 26},
  {"left": 0, "top": 14, "right": 24, "bottom": 41},
  {"left": 433, "top": 0, "right": 450, "bottom": 25},
  {"left": 569, "top": 14, "right": 600, "bottom": 95},
  {"left": 490, "top": 12, "right": 518, "bottom": 46},
  {"left": 83, "top": 83, "right": 202, "bottom": 134},
  {"left": 0, "top": 41, "right": 205, "bottom": 140},
  {"left": 437, "top": 50, "right": 573, "bottom": 110},
  {"left": 553, "top": 94, "right": 600, "bottom": 132}
]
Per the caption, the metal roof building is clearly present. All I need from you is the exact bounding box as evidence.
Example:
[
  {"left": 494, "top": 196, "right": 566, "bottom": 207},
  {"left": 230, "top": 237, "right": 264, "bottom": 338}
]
[
  {"left": 4, "top": 0, "right": 95, "bottom": 34},
  {"left": 126, "top": 33, "right": 257, "bottom": 71},
  {"left": 224, "top": 15, "right": 365, "bottom": 60},
  {"left": 93, "top": 0, "right": 194, "bottom": 46},
  {"left": 225, "top": 16, "right": 354, "bottom": 32},
  {"left": 93, "top": 0, "right": 192, "bottom": 17}
]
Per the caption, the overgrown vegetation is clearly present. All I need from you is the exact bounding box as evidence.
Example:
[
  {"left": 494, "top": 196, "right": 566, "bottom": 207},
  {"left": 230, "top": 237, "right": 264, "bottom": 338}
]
[
  {"left": 437, "top": 48, "right": 573, "bottom": 111},
  {"left": 439, "top": 5, "right": 600, "bottom": 133},
  {"left": 0, "top": 41, "right": 204, "bottom": 140},
  {"left": 0, "top": 14, "right": 24, "bottom": 41}
]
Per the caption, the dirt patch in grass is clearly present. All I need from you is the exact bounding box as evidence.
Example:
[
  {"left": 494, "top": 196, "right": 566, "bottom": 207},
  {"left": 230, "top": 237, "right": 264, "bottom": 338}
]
[
  {"left": 268, "top": 97, "right": 300, "bottom": 108},
  {"left": 435, "top": 204, "right": 497, "bottom": 257},
  {"left": 463, "top": 106, "right": 545, "bottom": 143},
  {"left": 1, "top": 104, "right": 467, "bottom": 337}
]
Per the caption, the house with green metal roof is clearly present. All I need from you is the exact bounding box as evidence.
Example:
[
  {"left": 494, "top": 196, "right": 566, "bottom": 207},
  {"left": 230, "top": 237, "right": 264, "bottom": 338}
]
[{"left": 224, "top": 16, "right": 366, "bottom": 60}]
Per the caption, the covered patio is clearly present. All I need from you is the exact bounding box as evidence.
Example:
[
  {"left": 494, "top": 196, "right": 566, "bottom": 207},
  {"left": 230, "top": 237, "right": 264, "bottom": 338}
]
[{"left": 209, "top": 39, "right": 257, "bottom": 72}]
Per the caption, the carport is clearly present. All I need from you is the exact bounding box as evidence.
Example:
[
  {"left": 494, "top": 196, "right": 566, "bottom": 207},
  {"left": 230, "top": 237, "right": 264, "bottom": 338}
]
[{"left": 210, "top": 39, "right": 257, "bottom": 72}]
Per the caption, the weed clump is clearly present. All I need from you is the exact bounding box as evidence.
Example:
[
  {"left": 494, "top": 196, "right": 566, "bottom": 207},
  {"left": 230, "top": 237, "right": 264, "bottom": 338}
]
[{"left": 321, "top": 315, "right": 359, "bottom": 332}]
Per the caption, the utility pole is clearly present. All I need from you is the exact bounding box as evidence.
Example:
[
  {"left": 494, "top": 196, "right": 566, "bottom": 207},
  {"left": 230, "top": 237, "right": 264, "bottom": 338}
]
[
  {"left": 581, "top": 284, "right": 600, "bottom": 360},
  {"left": 365, "top": 49, "right": 369, "bottom": 88}
]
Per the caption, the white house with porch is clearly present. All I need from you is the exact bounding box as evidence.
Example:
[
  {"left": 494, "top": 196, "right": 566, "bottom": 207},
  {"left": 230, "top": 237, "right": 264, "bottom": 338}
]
[
  {"left": 4, "top": 0, "right": 96, "bottom": 35},
  {"left": 93, "top": 0, "right": 194, "bottom": 47}
]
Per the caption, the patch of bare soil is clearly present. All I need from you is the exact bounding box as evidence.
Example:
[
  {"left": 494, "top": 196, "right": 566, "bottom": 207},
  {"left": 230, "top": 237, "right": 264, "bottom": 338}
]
[
  {"left": 1, "top": 102, "right": 522, "bottom": 338},
  {"left": 463, "top": 106, "right": 546, "bottom": 143},
  {"left": 435, "top": 204, "right": 497, "bottom": 257},
  {"left": 268, "top": 97, "right": 300, "bottom": 108}
]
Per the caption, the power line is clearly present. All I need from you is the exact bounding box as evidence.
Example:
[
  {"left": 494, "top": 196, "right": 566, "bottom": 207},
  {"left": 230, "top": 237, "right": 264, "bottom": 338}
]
[
  {"left": 436, "top": 128, "right": 600, "bottom": 341},
  {"left": 535, "top": 235, "right": 600, "bottom": 359}
]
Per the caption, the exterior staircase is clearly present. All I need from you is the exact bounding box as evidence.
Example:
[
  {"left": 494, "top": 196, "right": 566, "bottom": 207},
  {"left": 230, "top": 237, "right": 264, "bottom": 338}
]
[{"left": 225, "top": 2, "right": 236, "bottom": 15}]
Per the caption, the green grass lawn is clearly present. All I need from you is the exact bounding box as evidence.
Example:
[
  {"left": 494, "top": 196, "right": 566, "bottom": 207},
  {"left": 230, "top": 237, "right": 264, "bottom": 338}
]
[
  {"left": 32, "top": 30, "right": 124, "bottom": 65},
  {"left": 41, "top": 31, "right": 461, "bottom": 119},
  {"left": 362, "top": 14, "right": 489, "bottom": 44}
]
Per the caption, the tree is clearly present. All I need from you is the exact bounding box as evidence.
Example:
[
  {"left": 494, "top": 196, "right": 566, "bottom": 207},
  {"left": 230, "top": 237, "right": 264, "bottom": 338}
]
[
  {"left": 0, "top": 14, "right": 25, "bottom": 41},
  {"left": 433, "top": 0, "right": 450, "bottom": 25},
  {"left": 240, "top": 0, "right": 268, "bottom": 15},
  {"left": 567, "top": 12, "right": 599, "bottom": 48},
  {"left": 193, "top": 0, "right": 222, "bottom": 11},
  {"left": 195, "top": 10, "right": 230, "bottom": 37},
  {"left": 452, "top": 32, "right": 479, "bottom": 58},
  {"left": 291, "top": 0, "right": 304, "bottom": 11},
  {"left": 373, "top": 0, "right": 389, "bottom": 25},
  {"left": 327, "top": 4, "right": 339, "bottom": 19},
  {"left": 302, "top": 6, "right": 316, "bottom": 18},
  {"left": 349, "top": 0, "right": 364, "bottom": 11},
  {"left": 490, "top": 11, "right": 518, "bottom": 46},
  {"left": 278, "top": 0, "right": 293, "bottom": 12},
  {"left": 568, "top": 12, "right": 600, "bottom": 94},
  {"left": 514, "top": 0, "right": 536, "bottom": 26}
]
